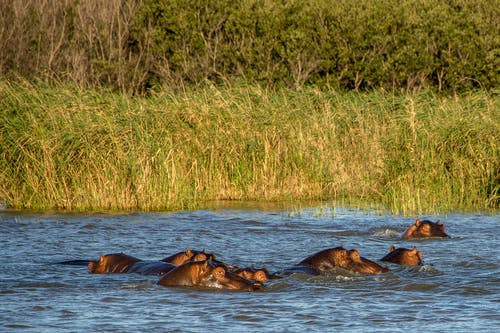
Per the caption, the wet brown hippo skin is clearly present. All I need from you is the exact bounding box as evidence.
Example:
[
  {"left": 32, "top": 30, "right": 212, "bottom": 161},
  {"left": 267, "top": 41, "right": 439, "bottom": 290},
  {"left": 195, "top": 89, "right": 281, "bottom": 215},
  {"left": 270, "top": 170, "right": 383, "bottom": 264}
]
[
  {"left": 296, "top": 247, "right": 350, "bottom": 274},
  {"left": 233, "top": 267, "right": 282, "bottom": 282},
  {"left": 346, "top": 249, "right": 390, "bottom": 274},
  {"left": 157, "top": 260, "right": 217, "bottom": 287},
  {"left": 213, "top": 267, "right": 264, "bottom": 291},
  {"left": 402, "top": 219, "right": 449, "bottom": 239},
  {"left": 88, "top": 253, "right": 175, "bottom": 275},
  {"left": 380, "top": 245, "right": 423, "bottom": 266},
  {"left": 88, "top": 253, "right": 140, "bottom": 274},
  {"left": 127, "top": 261, "right": 176, "bottom": 275}
]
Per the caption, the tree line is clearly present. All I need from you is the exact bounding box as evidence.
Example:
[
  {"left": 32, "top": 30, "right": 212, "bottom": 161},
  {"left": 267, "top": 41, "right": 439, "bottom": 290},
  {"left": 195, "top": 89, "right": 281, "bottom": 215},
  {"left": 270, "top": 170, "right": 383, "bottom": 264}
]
[{"left": 1, "top": 0, "right": 498, "bottom": 95}]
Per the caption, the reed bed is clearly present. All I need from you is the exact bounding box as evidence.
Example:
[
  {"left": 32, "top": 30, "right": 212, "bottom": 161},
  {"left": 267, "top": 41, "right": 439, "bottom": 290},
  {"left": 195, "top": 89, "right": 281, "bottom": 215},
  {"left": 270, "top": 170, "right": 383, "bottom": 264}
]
[{"left": 0, "top": 80, "right": 498, "bottom": 214}]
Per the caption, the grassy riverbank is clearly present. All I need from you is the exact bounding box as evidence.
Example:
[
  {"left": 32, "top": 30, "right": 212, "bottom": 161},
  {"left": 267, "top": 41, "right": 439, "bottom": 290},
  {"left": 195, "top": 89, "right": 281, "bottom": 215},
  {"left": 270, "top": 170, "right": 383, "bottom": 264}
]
[{"left": 0, "top": 80, "right": 498, "bottom": 214}]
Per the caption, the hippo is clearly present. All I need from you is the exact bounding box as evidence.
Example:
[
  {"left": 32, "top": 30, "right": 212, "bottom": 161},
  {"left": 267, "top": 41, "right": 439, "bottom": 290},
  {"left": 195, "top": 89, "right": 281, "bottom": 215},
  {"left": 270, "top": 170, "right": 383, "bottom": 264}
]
[
  {"left": 380, "top": 245, "right": 423, "bottom": 266},
  {"left": 232, "top": 267, "right": 282, "bottom": 282},
  {"left": 88, "top": 253, "right": 175, "bottom": 275},
  {"left": 293, "top": 247, "right": 389, "bottom": 275},
  {"left": 295, "top": 247, "right": 350, "bottom": 275},
  {"left": 213, "top": 267, "right": 264, "bottom": 291},
  {"left": 157, "top": 260, "right": 219, "bottom": 287},
  {"left": 345, "top": 249, "right": 390, "bottom": 274},
  {"left": 88, "top": 253, "right": 140, "bottom": 274},
  {"left": 402, "top": 219, "right": 449, "bottom": 239}
]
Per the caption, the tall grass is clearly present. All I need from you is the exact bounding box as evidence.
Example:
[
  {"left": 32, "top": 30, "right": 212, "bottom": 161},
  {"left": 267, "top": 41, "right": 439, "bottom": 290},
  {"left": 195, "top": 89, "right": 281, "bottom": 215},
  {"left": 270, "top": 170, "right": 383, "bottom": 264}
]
[{"left": 0, "top": 80, "right": 498, "bottom": 213}]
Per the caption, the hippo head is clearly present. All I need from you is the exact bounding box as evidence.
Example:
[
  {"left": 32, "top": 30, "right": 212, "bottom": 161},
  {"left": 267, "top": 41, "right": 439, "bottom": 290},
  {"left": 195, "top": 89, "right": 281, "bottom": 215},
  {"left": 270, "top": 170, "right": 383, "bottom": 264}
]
[
  {"left": 194, "top": 250, "right": 224, "bottom": 265},
  {"left": 193, "top": 260, "right": 221, "bottom": 286},
  {"left": 211, "top": 266, "right": 264, "bottom": 291},
  {"left": 163, "top": 248, "right": 195, "bottom": 266},
  {"left": 240, "top": 268, "right": 271, "bottom": 282},
  {"left": 193, "top": 252, "right": 209, "bottom": 262},
  {"left": 88, "top": 253, "right": 139, "bottom": 274},
  {"left": 381, "top": 245, "right": 423, "bottom": 266},
  {"left": 428, "top": 220, "right": 448, "bottom": 237},
  {"left": 400, "top": 246, "right": 424, "bottom": 266},
  {"left": 252, "top": 269, "right": 271, "bottom": 283},
  {"left": 233, "top": 268, "right": 254, "bottom": 281},
  {"left": 403, "top": 219, "right": 449, "bottom": 239},
  {"left": 210, "top": 265, "right": 235, "bottom": 286},
  {"left": 211, "top": 266, "right": 227, "bottom": 282}
]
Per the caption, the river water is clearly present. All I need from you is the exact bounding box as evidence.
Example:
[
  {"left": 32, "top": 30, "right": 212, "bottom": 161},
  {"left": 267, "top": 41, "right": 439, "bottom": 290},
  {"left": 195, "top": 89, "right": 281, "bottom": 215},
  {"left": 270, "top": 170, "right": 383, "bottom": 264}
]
[{"left": 0, "top": 205, "right": 498, "bottom": 332}]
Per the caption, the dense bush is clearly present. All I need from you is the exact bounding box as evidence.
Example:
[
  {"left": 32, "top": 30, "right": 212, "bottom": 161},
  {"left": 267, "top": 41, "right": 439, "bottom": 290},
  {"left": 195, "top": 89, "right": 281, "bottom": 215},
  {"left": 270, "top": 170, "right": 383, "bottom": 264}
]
[{"left": 0, "top": 0, "right": 498, "bottom": 94}]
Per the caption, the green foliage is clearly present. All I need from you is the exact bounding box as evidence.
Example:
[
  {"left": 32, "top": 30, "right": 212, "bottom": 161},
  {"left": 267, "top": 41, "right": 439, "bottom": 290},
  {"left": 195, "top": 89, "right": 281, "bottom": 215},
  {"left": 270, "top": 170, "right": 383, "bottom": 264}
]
[
  {"left": 0, "top": 0, "right": 498, "bottom": 94},
  {"left": 128, "top": 0, "right": 500, "bottom": 92}
]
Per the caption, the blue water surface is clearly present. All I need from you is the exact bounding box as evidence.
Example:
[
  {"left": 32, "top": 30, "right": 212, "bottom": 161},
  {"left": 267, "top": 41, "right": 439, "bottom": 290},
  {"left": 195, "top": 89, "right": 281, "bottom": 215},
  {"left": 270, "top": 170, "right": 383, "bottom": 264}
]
[{"left": 0, "top": 205, "right": 498, "bottom": 332}]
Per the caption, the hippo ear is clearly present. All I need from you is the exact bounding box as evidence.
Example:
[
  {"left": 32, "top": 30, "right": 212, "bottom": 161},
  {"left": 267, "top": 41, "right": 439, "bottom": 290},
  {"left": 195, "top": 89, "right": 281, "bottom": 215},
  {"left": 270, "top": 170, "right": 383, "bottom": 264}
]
[
  {"left": 389, "top": 245, "right": 396, "bottom": 252},
  {"left": 415, "top": 219, "right": 421, "bottom": 226},
  {"left": 185, "top": 248, "right": 192, "bottom": 256},
  {"left": 99, "top": 255, "right": 105, "bottom": 262},
  {"left": 436, "top": 220, "right": 442, "bottom": 225},
  {"left": 411, "top": 247, "right": 418, "bottom": 254}
]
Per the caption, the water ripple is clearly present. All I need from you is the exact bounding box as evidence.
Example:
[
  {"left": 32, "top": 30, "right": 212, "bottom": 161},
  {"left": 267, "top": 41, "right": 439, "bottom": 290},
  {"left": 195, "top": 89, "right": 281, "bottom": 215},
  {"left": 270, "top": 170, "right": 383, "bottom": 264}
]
[{"left": 0, "top": 209, "right": 498, "bottom": 332}]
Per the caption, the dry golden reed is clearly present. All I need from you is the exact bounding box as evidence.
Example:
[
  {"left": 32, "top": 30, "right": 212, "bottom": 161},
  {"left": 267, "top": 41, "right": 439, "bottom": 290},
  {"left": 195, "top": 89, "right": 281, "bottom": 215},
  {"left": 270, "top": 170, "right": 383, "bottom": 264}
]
[{"left": 0, "top": 80, "right": 498, "bottom": 214}]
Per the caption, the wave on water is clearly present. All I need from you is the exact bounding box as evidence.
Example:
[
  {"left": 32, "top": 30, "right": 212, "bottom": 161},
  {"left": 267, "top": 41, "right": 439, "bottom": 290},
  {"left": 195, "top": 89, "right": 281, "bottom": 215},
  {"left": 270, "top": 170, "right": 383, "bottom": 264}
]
[
  {"left": 370, "top": 228, "right": 401, "bottom": 237},
  {"left": 121, "top": 280, "right": 157, "bottom": 291},
  {"left": 417, "top": 264, "right": 442, "bottom": 275},
  {"left": 402, "top": 282, "right": 441, "bottom": 291}
]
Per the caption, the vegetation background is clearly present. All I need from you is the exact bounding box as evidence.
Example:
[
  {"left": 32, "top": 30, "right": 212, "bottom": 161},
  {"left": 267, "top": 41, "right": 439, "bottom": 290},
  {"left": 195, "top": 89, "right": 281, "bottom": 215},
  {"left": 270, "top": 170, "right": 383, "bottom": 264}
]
[{"left": 0, "top": 0, "right": 498, "bottom": 213}]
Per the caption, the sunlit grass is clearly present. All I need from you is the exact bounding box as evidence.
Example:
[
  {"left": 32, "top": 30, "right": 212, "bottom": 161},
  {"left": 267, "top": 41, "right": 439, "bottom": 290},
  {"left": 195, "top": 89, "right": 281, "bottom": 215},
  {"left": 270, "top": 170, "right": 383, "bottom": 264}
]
[{"left": 0, "top": 80, "right": 498, "bottom": 214}]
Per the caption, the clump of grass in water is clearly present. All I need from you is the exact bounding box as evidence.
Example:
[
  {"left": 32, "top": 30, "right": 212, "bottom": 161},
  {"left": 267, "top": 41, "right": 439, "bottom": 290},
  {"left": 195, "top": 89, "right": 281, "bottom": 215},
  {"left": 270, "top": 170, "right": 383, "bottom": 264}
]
[{"left": 0, "top": 80, "right": 498, "bottom": 213}]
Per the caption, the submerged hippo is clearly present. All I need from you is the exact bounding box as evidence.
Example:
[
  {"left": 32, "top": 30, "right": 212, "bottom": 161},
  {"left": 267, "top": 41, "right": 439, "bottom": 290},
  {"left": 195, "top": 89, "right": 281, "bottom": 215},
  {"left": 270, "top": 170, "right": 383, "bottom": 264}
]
[
  {"left": 295, "top": 247, "right": 351, "bottom": 275},
  {"left": 380, "top": 245, "right": 423, "bottom": 266},
  {"left": 293, "top": 247, "right": 389, "bottom": 275},
  {"left": 88, "top": 253, "right": 140, "bottom": 274},
  {"left": 345, "top": 249, "right": 390, "bottom": 274},
  {"left": 88, "top": 253, "right": 175, "bottom": 275},
  {"left": 214, "top": 267, "right": 264, "bottom": 291},
  {"left": 232, "top": 267, "right": 282, "bottom": 282},
  {"left": 402, "top": 219, "right": 449, "bottom": 239}
]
